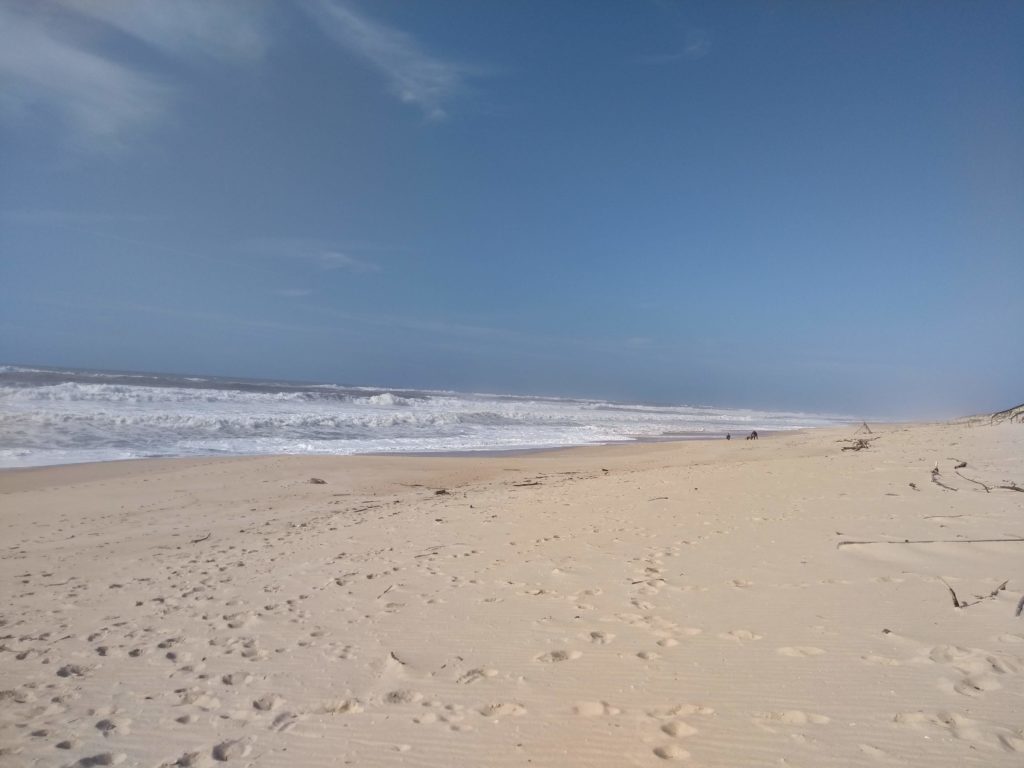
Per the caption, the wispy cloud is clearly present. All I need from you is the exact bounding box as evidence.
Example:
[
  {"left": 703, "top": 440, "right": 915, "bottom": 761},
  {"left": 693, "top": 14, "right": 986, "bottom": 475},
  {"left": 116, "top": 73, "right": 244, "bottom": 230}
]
[
  {"left": 640, "top": 29, "right": 712, "bottom": 65},
  {"left": 242, "top": 238, "right": 382, "bottom": 274},
  {"left": 0, "top": 2, "right": 269, "bottom": 147},
  {"left": 0, "top": 4, "right": 168, "bottom": 145},
  {"left": 60, "top": 0, "right": 269, "bottom": 63},
  {"left": 318, "top": 251, "right": 379, "bottom": 273},
  {"left": 302, "top": 0, "right": 473, "bottom": 120}
]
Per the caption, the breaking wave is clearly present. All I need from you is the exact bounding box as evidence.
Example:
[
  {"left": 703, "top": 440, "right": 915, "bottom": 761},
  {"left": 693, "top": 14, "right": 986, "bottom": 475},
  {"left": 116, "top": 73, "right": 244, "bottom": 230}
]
[{"left": 0, "top": 366, "right": 852, "bottom": 467}]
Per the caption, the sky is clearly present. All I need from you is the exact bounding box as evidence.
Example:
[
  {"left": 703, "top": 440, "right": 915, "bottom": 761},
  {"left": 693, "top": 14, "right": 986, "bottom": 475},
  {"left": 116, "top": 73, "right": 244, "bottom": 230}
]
[{"left": 1, "top": 0, "right": 1022, "bottom": 418}]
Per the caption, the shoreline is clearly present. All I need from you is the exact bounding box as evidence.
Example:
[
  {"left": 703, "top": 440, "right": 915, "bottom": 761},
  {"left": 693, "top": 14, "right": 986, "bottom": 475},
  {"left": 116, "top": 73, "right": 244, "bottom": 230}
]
[
  {"left": 0, "top": 427, "right": 803, "bottom": 475},
  {"left": 2, "top": 420, "right": 1022, "bottom": 766}
]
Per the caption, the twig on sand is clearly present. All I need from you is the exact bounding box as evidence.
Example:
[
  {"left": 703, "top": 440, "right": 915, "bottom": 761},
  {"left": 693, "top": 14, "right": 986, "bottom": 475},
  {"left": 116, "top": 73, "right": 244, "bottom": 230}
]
[
  {"left": 942, "top": 579, "right": 1009, "bottom": 609},
  {"left": 837, "top": 537, "right": 1024, "bottom": 549},
  {"left": 1016, "top": 595, "right": 1024, "bottom": 618},
  {"left": 377, "top": 584, "right": 393, "bottom": 599},
  {"left": 840, "top": 437, "right": 879, "bottom": 451},
  {"left": 998, "top": 482, "right": 1024, "bottom": 493},
  {"left": 956, "top": 472, "right": 991, "bottom": 492},
  {"left": 988, "top": 580, "right": 1009, "bottom": 598},
  {"left": 941, "top": 580, "right": 962, "bottom": 608},
  {"left": 389, "top": 650, "right": 407, "bottom": 665},
  {"left": 190, "top": 533, "right": 211, "bottom": 544},
  {"left": 931, "top": 468, "right": 958, "bottom": 492}
]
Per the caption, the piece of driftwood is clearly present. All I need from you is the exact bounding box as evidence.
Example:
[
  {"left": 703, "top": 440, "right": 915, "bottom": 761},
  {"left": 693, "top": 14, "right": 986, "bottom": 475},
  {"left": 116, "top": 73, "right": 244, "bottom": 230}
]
[
  {"left": 930, "top": 468, "right": 957, "bottom": 492},
  {"left": 309, "top": 477, "right": 327, "bottom": 484},
  {"left": 837, "top": 537, "right": 1024, "bottom": 549},
  {"left": 998, "top": 482, "right": 1024, "bottom": 493},
  {"left": 942, "top": 580, "right": 962, "bottom": 608},
  {"left": 190, "top": 533, "right": 211, "bottom": 544},
  {"left": 1016, "top": 595, "right": 1024, "bottom": 618},
  {"left": 956, "top": 471, "right": 991, "bottom": 492},
  {"left": 943, "top": 579, "right": 1009, "bottom": 609},
  {"left": 840, "top": 437, "right": 880, "bottom": 451}
]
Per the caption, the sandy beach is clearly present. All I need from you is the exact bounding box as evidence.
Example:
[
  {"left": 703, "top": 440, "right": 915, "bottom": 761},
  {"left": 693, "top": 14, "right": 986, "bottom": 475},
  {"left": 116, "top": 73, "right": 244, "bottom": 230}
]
[{"left": 2, "top": 421, "right": 1023, "bottom": 767}]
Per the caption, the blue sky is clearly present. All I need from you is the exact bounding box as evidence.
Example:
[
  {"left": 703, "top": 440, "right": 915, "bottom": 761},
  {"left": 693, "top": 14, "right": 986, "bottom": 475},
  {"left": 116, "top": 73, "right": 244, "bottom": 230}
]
[{"left": 1, "top": 1, "right": 1022, "bottom": 417}]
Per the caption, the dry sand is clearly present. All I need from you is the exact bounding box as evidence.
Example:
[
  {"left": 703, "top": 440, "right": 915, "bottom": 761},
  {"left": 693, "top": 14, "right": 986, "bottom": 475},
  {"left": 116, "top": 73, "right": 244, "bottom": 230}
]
[{"left": 1, "top": 421, "right": 1023, "bottom": 767}]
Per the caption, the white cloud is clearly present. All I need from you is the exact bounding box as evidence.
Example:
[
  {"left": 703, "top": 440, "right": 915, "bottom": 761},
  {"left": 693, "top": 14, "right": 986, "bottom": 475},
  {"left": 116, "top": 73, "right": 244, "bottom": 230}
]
[
  {"left": 0, "top": 5, "right": 168, "bottom": 144},
  {"left": 0, "top": 2, "right": 269, "bottom": 147},
  {"left": 60, "top": 0, "right": 269, "bottom": 63},
  {"left": 318, "top": 251, "right": 380, "bottom": 273},
  {"left": 302, "top": 0, "right": 471, "bottom": 120}
]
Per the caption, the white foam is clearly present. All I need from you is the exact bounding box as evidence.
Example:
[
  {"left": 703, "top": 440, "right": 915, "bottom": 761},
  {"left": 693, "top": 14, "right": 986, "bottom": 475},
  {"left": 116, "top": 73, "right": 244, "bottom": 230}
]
[{"left": 0, "top": 371, "right": 853, "bottom": 467}]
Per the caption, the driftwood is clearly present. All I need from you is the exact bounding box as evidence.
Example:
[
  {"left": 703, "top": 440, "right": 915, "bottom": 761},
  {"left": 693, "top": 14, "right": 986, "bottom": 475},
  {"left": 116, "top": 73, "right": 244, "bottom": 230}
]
[
  {"left": 190, "top": 533, "right": 211, "bottom": 544},
  {"left": 308, "top": 477, "right": 327, "bottom": 484},
  {"left": 1016, "top": 595, "right": 1024, "bottom": 618},
  {"left": 930, "top": 468, "right": 958, "bottom": 492},
  {"left": 842, "top": 440, "right": 870, "bottom": 451},
  {"left": 956, "top": 471, "right": 990, "bottom": 492},
  {"left": 837, "top": 537, "right": 1024, "bottom": 549},
  {"left": 942, "top": 579, "right": 1009, "bottom": 610}
]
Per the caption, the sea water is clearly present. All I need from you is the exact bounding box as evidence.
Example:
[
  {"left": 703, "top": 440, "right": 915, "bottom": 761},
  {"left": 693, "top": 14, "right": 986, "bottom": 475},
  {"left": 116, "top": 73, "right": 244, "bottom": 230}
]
[{"left": 0, "top": 365, "right": 852, "bottom": 468}]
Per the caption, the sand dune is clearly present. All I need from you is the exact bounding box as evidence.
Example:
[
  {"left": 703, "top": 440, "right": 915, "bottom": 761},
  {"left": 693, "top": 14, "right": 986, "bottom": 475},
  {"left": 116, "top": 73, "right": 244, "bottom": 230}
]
[{"left": 2, "top": 422, "right": 1022, "bottom": 767}]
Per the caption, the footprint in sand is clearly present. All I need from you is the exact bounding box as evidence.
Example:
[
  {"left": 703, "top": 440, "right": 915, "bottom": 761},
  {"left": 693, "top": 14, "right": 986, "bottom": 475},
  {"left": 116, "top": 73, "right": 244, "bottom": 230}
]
[
  {"left": 777, "top": 646, "right": 825, "bottom": 657},
  {"left": 661, "top": 721, "right": 699, "bottom": 738},
  {"left": 457, "top": 667, "right": 498, "bottom": 684},
  {"left": 536, "top": 650, "right": 581, "bottom": 663},
  {"left": 587, "top": 631, "right": 615, "bottom": 644},
  {"left": 653, "top": 744, "right": 690, "bottom": 760},
  {"left": 478, "top": 702, "right": 527, "bottom": 717},
  {"left": 574, "top": 701, "right": 620, "bottom": 717},
  {"left": 756, "top": 710, "right": 830, "bottom": 725},
  {"left": 894, "top": 710, "right": 989, "bottom": 746},
  {"left": 861, "top": 654, "right": 901, "bottom": 666},
  {"left": 859, "top": 743, "right": 904, "bottom": 763},
  {"left": 951, "top": 674, "right": 1002, "bottom": 697},
  {"left": 253, "top": 694, "right": 284, "bottom": 712},
  {"left": 719, "top": 629, "right": 762, "bottom": 642}
]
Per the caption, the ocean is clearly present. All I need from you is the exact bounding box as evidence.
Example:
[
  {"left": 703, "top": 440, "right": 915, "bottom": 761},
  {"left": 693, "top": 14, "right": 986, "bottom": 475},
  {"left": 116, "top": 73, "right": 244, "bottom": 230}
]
[{"left": 0, "top": 365, "right": 852, "bottom": 468}]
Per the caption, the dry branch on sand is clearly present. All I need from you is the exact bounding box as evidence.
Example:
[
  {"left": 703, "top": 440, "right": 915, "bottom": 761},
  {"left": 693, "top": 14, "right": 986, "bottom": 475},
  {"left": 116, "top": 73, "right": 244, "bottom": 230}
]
[
  {"left": 840, "top": 436, "right": 880, "bottom": 451},
  {"left": 837, "top": 537, "right": 1024, "bottom": 549}
]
